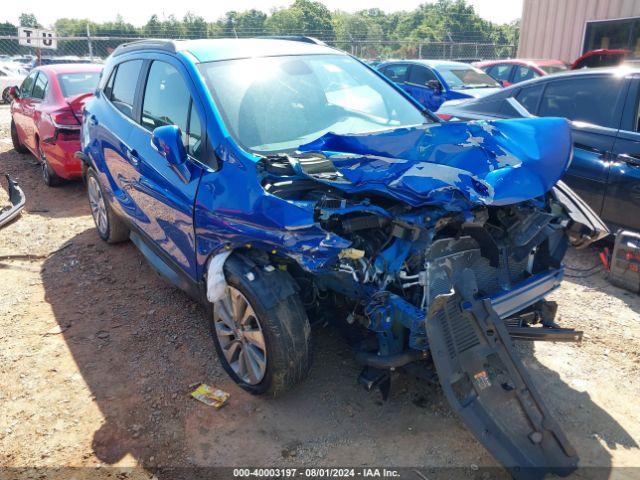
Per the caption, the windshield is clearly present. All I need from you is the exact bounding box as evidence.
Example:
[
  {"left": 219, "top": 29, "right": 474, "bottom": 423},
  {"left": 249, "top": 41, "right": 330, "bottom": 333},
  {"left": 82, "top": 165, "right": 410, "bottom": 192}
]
[
  {"left": 58, "top": 72, "right": 100, "bottom": 98},
  {"left": 199, "top": 54, "right": 427, "bottom": 153},
  {"left": 437, "top": 64, "right": 500, "bottom": 89},
  {"left": 539, "top": 64, "right": 568, "bottom": 74}
]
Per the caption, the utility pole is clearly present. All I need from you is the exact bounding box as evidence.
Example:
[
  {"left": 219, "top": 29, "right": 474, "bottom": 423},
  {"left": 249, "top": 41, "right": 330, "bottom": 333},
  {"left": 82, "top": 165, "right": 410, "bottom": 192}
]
[{"left": 86, "top": 23, "right": 93, "bottom": 61}]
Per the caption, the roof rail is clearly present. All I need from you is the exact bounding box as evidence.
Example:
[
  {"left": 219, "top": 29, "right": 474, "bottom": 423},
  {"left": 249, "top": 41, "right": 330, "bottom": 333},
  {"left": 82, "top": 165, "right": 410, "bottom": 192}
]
[
  {"left": 112, "top": 39, "right": 176, "bottom": 57},
  {"left": 257, "top": 36, "right": 327, "bottom": 46}
]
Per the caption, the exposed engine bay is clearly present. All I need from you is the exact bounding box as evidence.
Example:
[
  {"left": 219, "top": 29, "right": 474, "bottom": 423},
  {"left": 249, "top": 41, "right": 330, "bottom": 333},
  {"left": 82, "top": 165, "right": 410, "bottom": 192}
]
[{"left": 235, "top": 117, "right": 608, "bottom": 478}]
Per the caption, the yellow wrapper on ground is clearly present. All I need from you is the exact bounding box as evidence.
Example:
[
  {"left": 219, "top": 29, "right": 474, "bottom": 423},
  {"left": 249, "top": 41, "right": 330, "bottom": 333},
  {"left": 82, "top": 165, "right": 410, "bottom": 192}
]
[{"left": 190, "top": 384, "right": 230, "bottom": 409}]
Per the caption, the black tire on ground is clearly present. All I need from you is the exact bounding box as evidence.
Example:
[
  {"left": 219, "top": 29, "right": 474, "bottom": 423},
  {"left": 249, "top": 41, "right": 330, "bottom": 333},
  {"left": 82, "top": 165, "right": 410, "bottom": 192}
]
[
  {"left": 38, "top": 139, "right": 64, "bottom": 187},
  {"left": 86, "top": 167, "right": 129, "bottom": 244},
  {"left": 10, "top": 119, "right": 28, "bottom": 154},
  {"left": 210, "top": 253, "right": 312, "bottom": 396}
]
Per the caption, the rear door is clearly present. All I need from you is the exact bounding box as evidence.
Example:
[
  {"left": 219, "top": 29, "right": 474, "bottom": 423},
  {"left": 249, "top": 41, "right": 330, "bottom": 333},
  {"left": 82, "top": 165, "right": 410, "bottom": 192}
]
[
  {"left": 602, "top": 75, "right": 640, "bottom": 231},
  {"left": 26, "top": 72, "right": 48, "bottom": 151},
  {"left": 92, "top": 59, "right": 145, "bottom": 225},
  {"left": 126, "top": 57, "right": 206, "bottom": 279},
  {"left": 12, "top": 71, "right": 39, "bottom": 151},
  {"left": 405, "top": 65, "right": 443, "bottom": 111},
  {"left": 534, "top": 75, "right": 627, "bottom": 216}
]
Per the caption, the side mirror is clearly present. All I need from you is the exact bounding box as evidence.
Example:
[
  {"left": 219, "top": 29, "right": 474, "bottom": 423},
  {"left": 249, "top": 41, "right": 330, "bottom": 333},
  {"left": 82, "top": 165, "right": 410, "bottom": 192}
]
[
  {"left": 151, "top": 125, "right": 190, "bottom": 182},
  {"left": 8, "top": 86, "right": 20, "bottom": 100},
  {"left": 152, "top": 125, "right": 186, "bottom": 167},
  {"left": 426, "top": 79, "right": 442, "bottom": 93}
]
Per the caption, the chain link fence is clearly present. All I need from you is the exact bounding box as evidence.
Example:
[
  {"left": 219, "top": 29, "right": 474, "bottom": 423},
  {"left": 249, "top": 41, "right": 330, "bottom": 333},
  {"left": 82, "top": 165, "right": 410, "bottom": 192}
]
[{"left": 0, "top": 34, "right": 516, "bottom": 64}]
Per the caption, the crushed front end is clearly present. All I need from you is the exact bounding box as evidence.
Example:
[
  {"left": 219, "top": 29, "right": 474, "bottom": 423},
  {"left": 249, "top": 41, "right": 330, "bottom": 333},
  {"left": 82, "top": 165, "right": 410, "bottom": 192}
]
[{"left": 250, "top": 117, "right": 607, "bottom": 477}]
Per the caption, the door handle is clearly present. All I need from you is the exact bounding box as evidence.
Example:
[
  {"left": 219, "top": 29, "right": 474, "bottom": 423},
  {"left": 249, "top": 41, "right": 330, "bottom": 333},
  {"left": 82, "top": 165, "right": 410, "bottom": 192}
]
[
  {"left": 88, "top": 115, "right": 98, "bottom": 126},
  {"left": 126, "top": 149, "right": 140, "bottom": 166}
]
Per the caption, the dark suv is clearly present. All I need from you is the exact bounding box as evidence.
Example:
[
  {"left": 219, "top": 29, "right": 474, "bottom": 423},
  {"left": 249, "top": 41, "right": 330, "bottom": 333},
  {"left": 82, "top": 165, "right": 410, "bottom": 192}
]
[{"left": 438, "top": 67, "right": 640, "bottom": 233}]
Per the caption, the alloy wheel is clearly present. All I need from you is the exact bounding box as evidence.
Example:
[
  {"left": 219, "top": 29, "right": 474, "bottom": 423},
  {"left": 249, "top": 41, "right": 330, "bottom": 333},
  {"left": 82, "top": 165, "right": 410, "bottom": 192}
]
[
  {"left": 87, "top": 175, "right": 108, "bottom": 236},
  {"left": 213, "top": 286, "right": 267, "bottom": 385}
]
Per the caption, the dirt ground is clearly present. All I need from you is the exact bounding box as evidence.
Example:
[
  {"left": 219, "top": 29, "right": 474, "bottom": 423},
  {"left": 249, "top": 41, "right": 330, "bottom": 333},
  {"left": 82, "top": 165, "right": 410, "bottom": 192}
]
[{"left": 1, "top": 104, "right": 639, "bottom": 479}]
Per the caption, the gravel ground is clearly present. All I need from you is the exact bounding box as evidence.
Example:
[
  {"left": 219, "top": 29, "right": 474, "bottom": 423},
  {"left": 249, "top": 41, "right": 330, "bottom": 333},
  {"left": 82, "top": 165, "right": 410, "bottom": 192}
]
[{"left": 0, "top": 104, "right": 639, "bottom": 479}]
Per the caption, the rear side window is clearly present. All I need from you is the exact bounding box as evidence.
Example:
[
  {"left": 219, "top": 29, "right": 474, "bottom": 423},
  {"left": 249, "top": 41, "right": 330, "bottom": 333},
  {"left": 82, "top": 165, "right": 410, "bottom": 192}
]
[
  {"left": 382, "top": 64, "right": 409, "bottom": 83},
  {"left": 408, "top": 66, "right": 437, "bottom": 85},
  {"left": 488, "top": 64, "right": 513, "bottom": 82},
  {"left": 513, "top": 66, "right": 538, "bottom": 83},
  {"left": 109, "top": 60, "right": 143, "bottom": 119},
  {"left": 515, "top": 84, "right": 544, "bottom": 113},
  {"left": 31, "top": 73, "right": 48, "bottom": 100},
  {"left": 538, "top": 77, "right": 623, "bottom": 128},
  {"left": 20, "top": 71, "right": 38, "bottom": 97}
]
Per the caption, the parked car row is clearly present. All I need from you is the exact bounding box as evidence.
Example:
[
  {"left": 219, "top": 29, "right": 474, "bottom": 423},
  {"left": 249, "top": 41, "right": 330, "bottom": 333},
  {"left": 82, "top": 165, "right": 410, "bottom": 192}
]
[
  {"left": 374, "top": 49, "right": 637, "bottom": 114},
  {"left": 6, "top": 38, "right": 612, "bottom": 477}
]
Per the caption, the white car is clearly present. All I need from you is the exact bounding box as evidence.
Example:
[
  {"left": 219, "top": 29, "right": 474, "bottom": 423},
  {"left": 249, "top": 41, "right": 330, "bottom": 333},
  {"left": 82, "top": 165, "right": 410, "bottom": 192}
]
[{"left": 0, "top": 65, "right": 26, "bottom": 104}]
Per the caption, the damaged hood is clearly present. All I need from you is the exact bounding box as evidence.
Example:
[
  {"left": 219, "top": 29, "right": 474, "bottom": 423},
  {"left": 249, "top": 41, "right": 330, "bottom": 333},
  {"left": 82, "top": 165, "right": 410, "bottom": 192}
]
[{"left": 296, "top": 117, "right": 572, "bottom": 210}]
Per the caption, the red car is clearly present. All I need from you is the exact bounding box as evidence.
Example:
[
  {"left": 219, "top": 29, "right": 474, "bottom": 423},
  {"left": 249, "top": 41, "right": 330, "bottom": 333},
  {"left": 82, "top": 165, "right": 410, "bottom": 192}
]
[
  {"left": 474, "top": 59, "right": 568, "bottom": 86},
  {"left": 10, "top": 64, "right": 101, "bottom": 186},
  {"left": 570, "top": 49, "right": 631, "bottom": 70}
]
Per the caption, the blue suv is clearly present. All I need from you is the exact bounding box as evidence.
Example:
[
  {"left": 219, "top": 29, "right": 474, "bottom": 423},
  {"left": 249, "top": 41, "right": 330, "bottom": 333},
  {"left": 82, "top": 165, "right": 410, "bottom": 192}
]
[
  {"left": 81, "top": 38, "right": 607, "bottom": 476},
  {"left": 378, "top": 60, "right": 502, "bottom": 111}
]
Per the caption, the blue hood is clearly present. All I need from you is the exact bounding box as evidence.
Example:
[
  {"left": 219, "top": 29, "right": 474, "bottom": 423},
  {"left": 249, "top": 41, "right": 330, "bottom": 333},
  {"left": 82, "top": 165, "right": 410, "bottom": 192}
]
[{"left": 297, "top": 117, "right": 572, "bottom": 210}]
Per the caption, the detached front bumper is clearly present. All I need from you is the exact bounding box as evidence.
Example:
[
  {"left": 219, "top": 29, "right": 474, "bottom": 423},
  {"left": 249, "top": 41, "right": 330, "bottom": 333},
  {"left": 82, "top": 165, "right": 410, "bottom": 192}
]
[{"left": 0, "top": 175, "right": 26, "bottom": 229}]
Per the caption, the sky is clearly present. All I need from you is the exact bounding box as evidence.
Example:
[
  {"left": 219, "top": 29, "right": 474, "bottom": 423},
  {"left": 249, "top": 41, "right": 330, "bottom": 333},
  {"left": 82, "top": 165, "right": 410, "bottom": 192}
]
[{"left": 3, "top": 0, "right": 523, "bottom": 28}]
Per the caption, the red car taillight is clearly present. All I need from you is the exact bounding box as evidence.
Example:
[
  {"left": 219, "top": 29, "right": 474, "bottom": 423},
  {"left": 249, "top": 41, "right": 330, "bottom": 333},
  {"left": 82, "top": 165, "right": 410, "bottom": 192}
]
[
  {"left": 437, "top": 113, "right": 453, "bottom": 121},
  {"left": 49, "top": 108, "right": 81, "bottom": 130}
]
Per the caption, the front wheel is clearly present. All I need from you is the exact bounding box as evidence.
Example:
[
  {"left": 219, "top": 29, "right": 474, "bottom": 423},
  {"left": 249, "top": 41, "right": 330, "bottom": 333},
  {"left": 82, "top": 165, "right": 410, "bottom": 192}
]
[
  {"left": 86, "top": 168, "right": 129, "bottom": 243},
  {"left": 210, "top": 254, "right": 312, "bottom": 396}
]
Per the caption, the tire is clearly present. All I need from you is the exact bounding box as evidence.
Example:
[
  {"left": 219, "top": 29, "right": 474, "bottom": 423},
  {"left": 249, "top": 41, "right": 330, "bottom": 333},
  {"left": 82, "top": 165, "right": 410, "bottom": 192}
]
[
  {"left": 37, "top": 140, "right": 63, "bottom": 187},
  {"left": 10, "top": 120, "right": 28, "bottom": 154},
  {"left": 210, "top": 253, "right": 312, "bottom": 396},
  {"left": 86, "top": 167, "right": 129, "bottom": 243}
]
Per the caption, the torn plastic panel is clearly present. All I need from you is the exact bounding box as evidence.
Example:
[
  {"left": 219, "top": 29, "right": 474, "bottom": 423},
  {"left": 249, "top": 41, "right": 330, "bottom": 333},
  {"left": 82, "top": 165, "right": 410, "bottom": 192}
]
[
  {"left": 0, "top": 175, "right": 26, "bottom": 229},
  {"left": 206, "top": 250, "right": 232, "bottom": 303}
]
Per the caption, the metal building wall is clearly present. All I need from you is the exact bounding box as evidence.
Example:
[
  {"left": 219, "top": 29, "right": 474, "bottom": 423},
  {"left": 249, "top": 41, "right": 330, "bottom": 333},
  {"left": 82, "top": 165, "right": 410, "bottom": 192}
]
[{"left": 518, "top": 0, "right": 640, "bottom": 62}]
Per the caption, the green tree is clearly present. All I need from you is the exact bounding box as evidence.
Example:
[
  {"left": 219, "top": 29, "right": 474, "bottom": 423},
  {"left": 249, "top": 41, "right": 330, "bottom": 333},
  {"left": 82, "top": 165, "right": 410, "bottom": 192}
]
[
  {"left": 19, "top": 13, "right": 41, "bottom": 28},
  {"left": 182, "top": 12, "right": 207, "bottom": 38}
]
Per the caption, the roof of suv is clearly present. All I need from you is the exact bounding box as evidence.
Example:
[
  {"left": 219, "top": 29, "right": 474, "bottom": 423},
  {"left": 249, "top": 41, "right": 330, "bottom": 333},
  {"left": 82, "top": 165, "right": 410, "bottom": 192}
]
[{"left": 113, "top": 38, "right": 341, "bottom": 63}]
